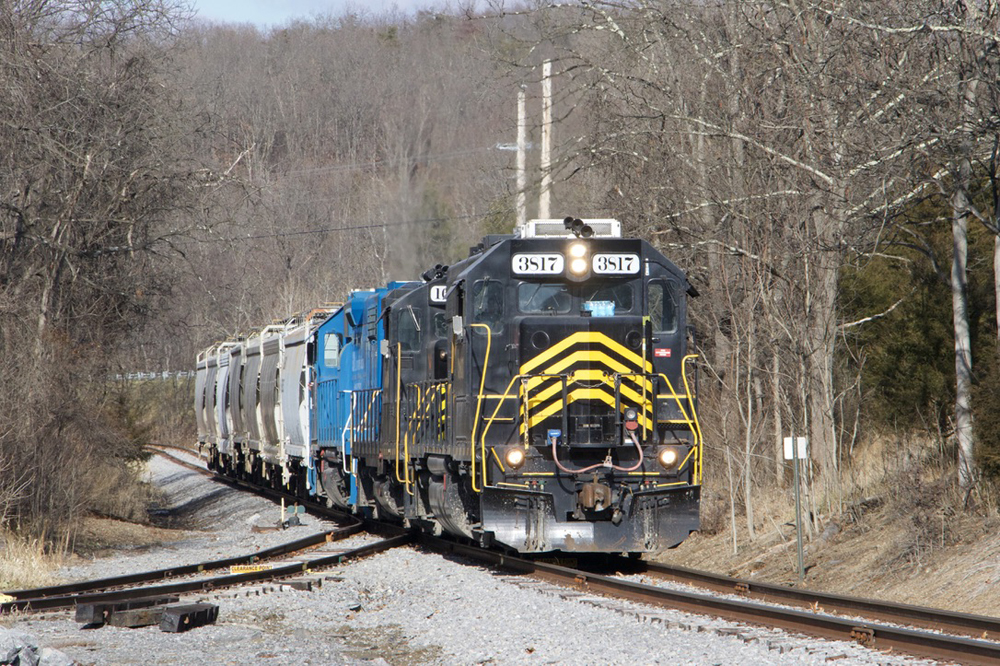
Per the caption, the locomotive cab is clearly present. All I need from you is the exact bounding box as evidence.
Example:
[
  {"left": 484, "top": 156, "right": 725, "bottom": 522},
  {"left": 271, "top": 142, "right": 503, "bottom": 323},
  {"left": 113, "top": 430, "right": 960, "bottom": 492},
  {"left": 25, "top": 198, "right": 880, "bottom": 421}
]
[{"left": 447, "top": 219, "right": 702, "bottom": 553}]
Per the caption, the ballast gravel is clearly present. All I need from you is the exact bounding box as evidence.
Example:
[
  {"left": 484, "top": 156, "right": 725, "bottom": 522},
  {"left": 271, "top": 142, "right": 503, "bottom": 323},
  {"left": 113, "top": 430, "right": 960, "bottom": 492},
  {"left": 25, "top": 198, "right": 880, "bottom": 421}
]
[{"left": 6, "top": 455, "right": 943, "bottom": 665}]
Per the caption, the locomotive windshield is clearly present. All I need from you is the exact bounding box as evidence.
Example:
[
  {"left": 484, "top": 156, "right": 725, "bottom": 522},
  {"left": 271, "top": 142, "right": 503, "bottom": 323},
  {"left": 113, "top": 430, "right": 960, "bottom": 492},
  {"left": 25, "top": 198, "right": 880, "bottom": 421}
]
[
  {"left": 518, "top": 283, "right": 571, "bottom": 313},
  {"left": 516, "top": 281, "right": 635, "bottom": 314}
]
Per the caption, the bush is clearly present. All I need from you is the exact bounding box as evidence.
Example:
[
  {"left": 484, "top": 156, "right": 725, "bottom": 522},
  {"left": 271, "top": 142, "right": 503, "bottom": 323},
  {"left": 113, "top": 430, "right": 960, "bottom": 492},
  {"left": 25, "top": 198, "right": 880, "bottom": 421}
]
[{"left": 973, "top": 347, "right": 1000, "bottom": 481}]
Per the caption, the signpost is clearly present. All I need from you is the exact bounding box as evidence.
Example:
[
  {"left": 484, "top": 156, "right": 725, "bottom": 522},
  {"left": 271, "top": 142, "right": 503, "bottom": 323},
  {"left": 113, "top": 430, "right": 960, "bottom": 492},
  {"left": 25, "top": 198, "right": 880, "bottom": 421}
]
[{"left": 783, "top": 436, "right": 808, "bottom": 582}]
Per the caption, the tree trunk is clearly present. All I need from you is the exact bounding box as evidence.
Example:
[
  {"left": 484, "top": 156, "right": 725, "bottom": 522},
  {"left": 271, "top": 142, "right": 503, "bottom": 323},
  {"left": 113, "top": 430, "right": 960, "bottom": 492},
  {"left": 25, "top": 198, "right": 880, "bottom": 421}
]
[
  {"left": 744, "top": 331, "right": 755, "bottom": 541},
  {"left": 994, "top": 232, "right": 1000, "bottom": 346},
  {"left": 953, "top": 154, "right": 975, "bottom": 491},
  {"left": 772, "top": 351, "right": 784, "bottom": 483}
]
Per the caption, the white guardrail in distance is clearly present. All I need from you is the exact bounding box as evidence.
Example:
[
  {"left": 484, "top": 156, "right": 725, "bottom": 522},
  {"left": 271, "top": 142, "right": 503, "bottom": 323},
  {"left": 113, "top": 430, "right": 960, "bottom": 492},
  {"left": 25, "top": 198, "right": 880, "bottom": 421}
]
[{"left": 114, "top": 371, "right": 196, "bottom": 380}]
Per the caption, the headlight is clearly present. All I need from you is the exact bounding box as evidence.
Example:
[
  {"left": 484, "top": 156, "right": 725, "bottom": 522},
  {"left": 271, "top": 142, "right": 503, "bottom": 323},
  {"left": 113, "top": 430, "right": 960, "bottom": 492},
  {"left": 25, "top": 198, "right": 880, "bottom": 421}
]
[
  {"left": 569, "top": 242, "right": 587, "bottom": 258},
  {"left": 570, "top": 258, "right": 588, "bottom": 275},
  {"left": 658, "top": 446, "right": 681, "bottom": 470},
  {"left": 505, "top": 447, "right": 526, "bottom": 469}
]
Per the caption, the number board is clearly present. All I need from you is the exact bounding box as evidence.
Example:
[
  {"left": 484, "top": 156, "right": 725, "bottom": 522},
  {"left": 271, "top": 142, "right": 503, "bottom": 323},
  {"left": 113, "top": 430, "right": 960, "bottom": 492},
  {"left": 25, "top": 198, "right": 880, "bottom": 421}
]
[
  {"left": 429, "top": 285, "right": 447, "bottom": 303},
  {"left": 511, "top": 253, "right": 564, "bottom": 275},
  {"left": 592, "top": 253, "right": 640, "bottom": 275}
]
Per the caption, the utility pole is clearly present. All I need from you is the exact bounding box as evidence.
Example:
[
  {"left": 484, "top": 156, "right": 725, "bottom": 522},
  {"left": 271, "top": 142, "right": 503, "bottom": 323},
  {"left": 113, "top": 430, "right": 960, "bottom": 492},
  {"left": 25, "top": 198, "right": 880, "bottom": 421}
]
[
  {"left": 539, "top": 60, "right": 552, "bottom": 219},
  {"left": 516, "top": 86, "right": 527, "bottom": 230}
]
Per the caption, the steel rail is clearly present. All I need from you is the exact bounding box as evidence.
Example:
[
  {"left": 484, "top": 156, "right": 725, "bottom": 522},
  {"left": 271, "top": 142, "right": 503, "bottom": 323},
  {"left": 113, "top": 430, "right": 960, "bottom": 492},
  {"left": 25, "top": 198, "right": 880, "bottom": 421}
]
[
  {"left": 639, "top": 560, "right": 1000, "bottom": 642},
  {"left": 2, "top": 523, "right": 363, "bottom": 602},
  {"left": 151, "top": 447, "right": 359, "bottom": 525},
  {"left": 150, "top": 447, "right": 1000, "bottom": 662},
  {"left": 1, "top": 447, "right": 370, "bottom": 613},
  {"left": 419, "top": 535, "right": 1000, "bottom": 666},
  {"left": 2, "top": 533, "right": 412, "bottom": 614}
]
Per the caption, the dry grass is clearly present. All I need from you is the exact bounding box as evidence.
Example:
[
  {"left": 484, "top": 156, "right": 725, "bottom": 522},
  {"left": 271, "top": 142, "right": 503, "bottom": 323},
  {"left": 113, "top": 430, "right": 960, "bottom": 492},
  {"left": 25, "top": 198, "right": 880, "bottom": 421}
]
[
  {"left": 657, "top": 434, "right": 1000, "bottom": 615},
  {"left": 87, "top": 462, "right": 158, "bottom": 525},
  {"left": 0, "top": 532, "right": 61, "bottom": 591}
]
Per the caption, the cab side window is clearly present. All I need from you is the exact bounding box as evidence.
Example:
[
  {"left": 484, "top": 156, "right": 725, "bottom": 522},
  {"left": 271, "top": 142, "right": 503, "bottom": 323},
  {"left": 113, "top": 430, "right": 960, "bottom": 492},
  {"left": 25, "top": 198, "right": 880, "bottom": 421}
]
[
  {"left": 324, "top": 332, "right": 341, "bottom": 368},
  {"left": 472, "top": 279, "right": 505, "bottom": 334},
  {"left": 397, "top": 307, "right": 422, "bottom": 351},
  {"left": 647, "top": 280, "right": 678, "bottom": 333}
]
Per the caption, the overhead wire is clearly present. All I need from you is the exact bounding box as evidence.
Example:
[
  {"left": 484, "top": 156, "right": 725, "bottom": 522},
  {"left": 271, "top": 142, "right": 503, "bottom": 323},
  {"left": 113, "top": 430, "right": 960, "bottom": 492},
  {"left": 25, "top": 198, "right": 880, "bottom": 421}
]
[{"left": 196, "top": 209, "right": 514, "bottom": 245}]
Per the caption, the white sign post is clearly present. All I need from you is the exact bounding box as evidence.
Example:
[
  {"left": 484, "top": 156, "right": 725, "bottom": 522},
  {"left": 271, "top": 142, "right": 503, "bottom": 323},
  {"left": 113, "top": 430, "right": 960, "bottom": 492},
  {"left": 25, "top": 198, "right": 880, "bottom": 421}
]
[{"left": 783, "top": 436, "right": 808, "bottom": 583}]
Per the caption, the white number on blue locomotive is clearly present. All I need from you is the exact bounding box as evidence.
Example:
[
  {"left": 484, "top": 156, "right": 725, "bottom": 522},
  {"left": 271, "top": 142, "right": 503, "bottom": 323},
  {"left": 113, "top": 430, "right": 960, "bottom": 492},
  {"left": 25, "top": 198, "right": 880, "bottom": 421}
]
[
  {"left": 511, "top": 253, "right": 564, "bottom": 275},
  {"left": 430, "top": 285, "right": 447, "bottom": 303},
  {"left": 592, "top": 253, "right": 640, "bottom": 274}
]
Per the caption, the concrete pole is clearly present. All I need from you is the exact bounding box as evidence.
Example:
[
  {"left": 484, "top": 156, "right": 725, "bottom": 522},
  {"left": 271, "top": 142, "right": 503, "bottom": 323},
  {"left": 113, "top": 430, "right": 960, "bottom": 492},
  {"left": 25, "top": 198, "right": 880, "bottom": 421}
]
[
  {"left": 540, "top": 60, "right": 552, "bottom": 219},
  {"left": 516, "top": 86, "right": 527, "bottom": 230}
]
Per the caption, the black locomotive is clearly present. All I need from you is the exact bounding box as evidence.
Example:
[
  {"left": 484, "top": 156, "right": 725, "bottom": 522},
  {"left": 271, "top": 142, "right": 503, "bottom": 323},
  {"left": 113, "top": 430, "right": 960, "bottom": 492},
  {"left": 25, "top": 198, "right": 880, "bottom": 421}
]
[{"left": 196, "top": 217, "right": 701, "bottom": 554}]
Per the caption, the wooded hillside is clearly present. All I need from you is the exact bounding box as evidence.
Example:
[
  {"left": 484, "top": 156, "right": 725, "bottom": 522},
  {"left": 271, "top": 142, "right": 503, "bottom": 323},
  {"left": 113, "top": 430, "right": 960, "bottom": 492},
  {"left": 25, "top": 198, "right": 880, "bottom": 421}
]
[{"left": 2, "top": 0, "right": 998, "bottom": 550}]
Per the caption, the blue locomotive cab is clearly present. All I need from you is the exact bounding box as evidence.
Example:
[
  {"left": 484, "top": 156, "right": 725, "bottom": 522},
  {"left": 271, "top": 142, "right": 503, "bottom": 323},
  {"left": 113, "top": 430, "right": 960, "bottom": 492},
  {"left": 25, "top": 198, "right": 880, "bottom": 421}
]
[
  {"left": 314, "top": 292, "right": 370, "bottom": 509},
  {"left": 313, "top": 284, "right": 414, "bottom": 515}
]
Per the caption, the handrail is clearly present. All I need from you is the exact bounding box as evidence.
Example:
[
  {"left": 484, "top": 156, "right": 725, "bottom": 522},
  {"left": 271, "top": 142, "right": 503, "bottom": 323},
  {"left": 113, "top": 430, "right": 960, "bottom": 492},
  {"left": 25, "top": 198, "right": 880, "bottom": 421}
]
[
  {"left": 355, "top": 389, "right": 381, "bottom": 447},
  {"left": 480, "top": 374, "right": 527, "bottom": 470},
  {"left": 654, "top": 372, "right": 697, "bottom": 439},
  {"left": 681, "top": 354, "right": 704, "bottom": 484},
  {"left": 340, "top": 392, "right": 354, "bottom": 475},
  {"left": 394, "top": 343, "right": 405, "bottom": 486},
  {"left": 520, "top": 376, "right": 531, "bottom": 447},
  {"left": 401, "top": 382, "right": 435, "bottom": 496},
  {"left": 477, "top": 361, "right": 702, "bottom": 484},
  {"left": 469, "top": 323, "right": 492, "bottom": 492}
]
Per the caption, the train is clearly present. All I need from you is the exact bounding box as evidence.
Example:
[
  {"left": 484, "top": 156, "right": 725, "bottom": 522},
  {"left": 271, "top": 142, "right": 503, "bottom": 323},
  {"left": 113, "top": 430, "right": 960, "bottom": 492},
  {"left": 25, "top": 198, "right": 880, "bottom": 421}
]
[{"left": 195, "top": 218, "right": 702, "bottom": 554}]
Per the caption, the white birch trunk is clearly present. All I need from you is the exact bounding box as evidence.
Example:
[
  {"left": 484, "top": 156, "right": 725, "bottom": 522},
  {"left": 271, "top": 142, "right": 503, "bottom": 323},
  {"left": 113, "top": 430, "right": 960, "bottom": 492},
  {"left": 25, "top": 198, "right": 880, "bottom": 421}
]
[{"left": 953, "top": 156, "right": 975, "bottom": 491}]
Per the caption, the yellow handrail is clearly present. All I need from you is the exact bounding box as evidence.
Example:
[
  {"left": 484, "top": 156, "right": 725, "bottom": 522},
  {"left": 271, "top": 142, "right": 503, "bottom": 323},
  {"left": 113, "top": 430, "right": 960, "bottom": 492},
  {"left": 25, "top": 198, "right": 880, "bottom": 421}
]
[
  {"left": 469, "top": 323, "right": 492, "bottom": 492},
  {"left": 394, "top": 343, "right": 405, "bottom": 485},
  {"left": 520, "top": 376, "right": 531, "bottom": 445},
  {"left": 401, "top": 383, "right": 436, "bottom": 496},
  {"left": 654, "top": 373, "right": 696, "bottom": 438},
  {"left": 480, "top": 374, "right": 527, "bottom": 471},
  {"left": 681, "top": 354, "right": 704, "bottom": 484}
]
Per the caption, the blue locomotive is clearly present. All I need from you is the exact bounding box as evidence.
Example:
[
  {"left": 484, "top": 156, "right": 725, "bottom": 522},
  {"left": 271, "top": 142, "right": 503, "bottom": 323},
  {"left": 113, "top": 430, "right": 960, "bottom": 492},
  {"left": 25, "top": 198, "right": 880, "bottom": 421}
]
[{"left": 195, "top": 218, "right": 702, "bottom": 554}]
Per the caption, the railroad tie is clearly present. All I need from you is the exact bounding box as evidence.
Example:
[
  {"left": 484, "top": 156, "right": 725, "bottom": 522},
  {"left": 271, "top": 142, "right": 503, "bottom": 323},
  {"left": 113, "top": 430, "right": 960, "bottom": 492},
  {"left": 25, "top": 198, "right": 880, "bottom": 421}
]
[{"left": 159, "top": 603, "right": 219, "bottom": 633}]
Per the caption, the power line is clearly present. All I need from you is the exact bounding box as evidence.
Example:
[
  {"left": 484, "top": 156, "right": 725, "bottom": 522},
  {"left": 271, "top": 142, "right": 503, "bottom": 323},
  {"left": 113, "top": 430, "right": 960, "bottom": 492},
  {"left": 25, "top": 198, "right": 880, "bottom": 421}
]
[
  {"left": 199, "top": 210, "right": 513, "bottom": 244},
  {"left": 277, "top": 146, "right": 500, "bottom": 178}
]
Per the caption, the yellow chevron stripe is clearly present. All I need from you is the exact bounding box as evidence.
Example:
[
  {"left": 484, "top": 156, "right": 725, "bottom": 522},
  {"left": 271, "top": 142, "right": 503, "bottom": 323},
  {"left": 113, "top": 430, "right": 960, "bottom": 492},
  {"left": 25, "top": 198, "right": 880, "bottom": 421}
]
[
  {"left": 527, "top": 389, "right": 652, "bottom": 430},
  {"left": 520, "top": 331, "right": 652, "bottom": 375},
  {"left": 599, "top": 335, "right": 654, "bottom": 373},
  {"left": 523, "top": 350, "right": 653, "bottom": 392},
  {"left": 525, "top": 371, "right": 653, "bottom": 413},
  {"left": 526, "top": 368, "right": 612, "bottom": 404},
  {"left": 525, "top": 372, "right": 651, "bottom": 400},
  {"left": 520, "top": 331, "right": 594, "bottom": 374}
]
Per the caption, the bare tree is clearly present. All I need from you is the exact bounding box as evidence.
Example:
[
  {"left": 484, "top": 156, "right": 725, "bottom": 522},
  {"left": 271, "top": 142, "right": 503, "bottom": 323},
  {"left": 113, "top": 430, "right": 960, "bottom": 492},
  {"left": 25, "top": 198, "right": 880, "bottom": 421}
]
[
  {"left": 501, "top": 0, "right": 993, "bottom": 525},
  {"left": 0, "top": 0, "right": 203, "bottom": 539}
]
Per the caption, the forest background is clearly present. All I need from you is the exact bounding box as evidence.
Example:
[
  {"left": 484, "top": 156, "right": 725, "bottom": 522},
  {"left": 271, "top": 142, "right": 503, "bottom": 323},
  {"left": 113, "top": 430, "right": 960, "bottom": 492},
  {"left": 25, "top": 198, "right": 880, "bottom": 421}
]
[{"left": 2, "top": 0, "right": 999, "bottom": 577}]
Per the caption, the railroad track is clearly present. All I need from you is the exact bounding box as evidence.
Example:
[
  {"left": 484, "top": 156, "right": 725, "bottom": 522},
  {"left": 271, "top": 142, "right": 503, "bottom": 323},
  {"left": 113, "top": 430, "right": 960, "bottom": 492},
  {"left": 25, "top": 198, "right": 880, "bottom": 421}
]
[
  {"left": 1, "top": 523, "right": 362, "bottom": 610},
  {"left": 169, "top": 445, "right": 1000, "bottom": 663},
  {"left": 415, "top": 537, "right": 1000, "bottom": 665},
  {"left": 637, "top": 560, "right": 1000, "bottom": 642},
  {"left": 1, "top": 533, "right": 410, "bottom": 615},
  {"left": 1, "top": 447, "right": 409, "bottom": 616},
  {"left": 16, "top": 446, "right": 998, "bottom": 663}
]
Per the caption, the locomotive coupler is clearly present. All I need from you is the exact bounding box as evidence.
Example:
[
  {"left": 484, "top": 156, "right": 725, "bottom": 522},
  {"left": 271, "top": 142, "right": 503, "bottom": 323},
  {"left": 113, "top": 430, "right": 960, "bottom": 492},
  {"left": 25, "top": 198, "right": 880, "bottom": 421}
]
[{"left": 577, "top": 472, "right": 612, "bottom": 517}]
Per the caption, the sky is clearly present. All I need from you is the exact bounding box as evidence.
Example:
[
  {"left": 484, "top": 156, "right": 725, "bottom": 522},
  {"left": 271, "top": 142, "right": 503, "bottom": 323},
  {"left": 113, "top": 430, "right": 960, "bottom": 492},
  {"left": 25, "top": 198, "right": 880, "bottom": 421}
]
[{"left": 191, "top": 0, "right": 469, "bottom": 27}]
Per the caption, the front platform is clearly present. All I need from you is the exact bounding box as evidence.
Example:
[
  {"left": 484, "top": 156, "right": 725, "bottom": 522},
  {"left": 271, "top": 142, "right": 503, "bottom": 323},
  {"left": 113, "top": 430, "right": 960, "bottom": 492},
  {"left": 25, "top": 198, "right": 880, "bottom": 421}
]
[{"left": 480, "top": 485, "right": 700, "bottom": 553}]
